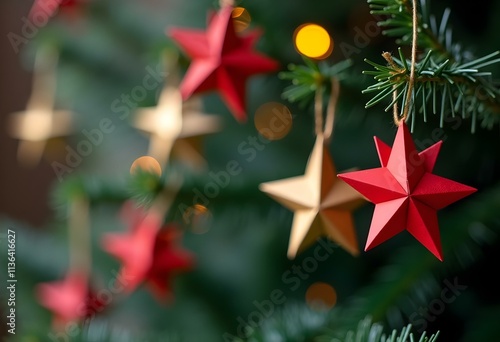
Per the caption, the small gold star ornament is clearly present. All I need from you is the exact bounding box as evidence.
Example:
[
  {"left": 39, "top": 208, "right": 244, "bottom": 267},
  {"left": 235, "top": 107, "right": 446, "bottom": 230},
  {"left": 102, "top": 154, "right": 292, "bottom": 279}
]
[
  {"left": 133, "top": 52, "right": 222, "bottom": 169},
  {"left": 8, "top": 47, "right": 73, "bottom": 166},
  {"left": 259, "top": 134, "right": 365, "bottom": 259}
]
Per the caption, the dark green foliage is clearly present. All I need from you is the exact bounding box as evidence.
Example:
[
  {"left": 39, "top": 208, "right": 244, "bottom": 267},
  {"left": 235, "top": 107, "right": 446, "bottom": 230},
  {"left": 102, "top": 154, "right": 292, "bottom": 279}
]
[
  {"left": 3, "top": 0, "right": 500, "bottom": 341},
  {"left": 279, "top": 57, "right": 353, "bottom": 108},
  {"left": 364, "top": 0, "right": 500, "bottom": 131}
]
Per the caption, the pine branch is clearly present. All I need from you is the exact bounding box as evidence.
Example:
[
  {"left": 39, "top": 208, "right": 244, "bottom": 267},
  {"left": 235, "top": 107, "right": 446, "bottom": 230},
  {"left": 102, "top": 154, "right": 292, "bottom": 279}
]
[
  {"left": 243, "top": 305, "right": 439, "bottom": 342},
  {"left": 71, "top": 320, "right": 181, "bottom": 342},
  {"left": 239, "top": 182, "right": 500, "bottom": 341},
  {"left": 364, "top": 0, "right": 500, "bottom": 131},
  {"left": 279, "top": 57, "right": 353, "bottom": 108},
  {"left": 243, "top": 302, "right": 329, "bottom": 342},
  {"left": 326, "top": 182, "right": 500, "bottom": 335},
  {"left": 321, "top": 316, "right": 440, "bottom": 342},
  {"left": 369, "top": 0, "right": 452, "bottom": 59}
]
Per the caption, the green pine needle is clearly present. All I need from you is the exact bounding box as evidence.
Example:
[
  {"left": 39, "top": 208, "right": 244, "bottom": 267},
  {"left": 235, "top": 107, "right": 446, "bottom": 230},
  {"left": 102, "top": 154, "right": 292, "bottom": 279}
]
[
  {"left": 363, "top": 0, "right": 500, "bottom": 132},
  {"left": 279, "top": 57, "right": 353, "bottom": 108},
  {"left": 325, "top": 316, "right": 440, "bottom": 342}
]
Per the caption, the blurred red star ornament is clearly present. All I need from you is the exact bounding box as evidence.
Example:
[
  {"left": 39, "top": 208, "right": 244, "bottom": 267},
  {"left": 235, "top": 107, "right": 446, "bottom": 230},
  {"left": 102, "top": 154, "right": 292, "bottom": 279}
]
[
  {"left": 167, "top": 5, "right": 279, "bottom": 122},
  {"left": 338, "top": 122, "right": 476, "bottom": 261},
  {"left": 101, "top": 202, "right": 195, "bottom": 302},
  {"left": 35, "top": 272, "right": 106, "bottom": 330},
  {"left": 29, "top": 0, "right": 83, "bottom": 23}
]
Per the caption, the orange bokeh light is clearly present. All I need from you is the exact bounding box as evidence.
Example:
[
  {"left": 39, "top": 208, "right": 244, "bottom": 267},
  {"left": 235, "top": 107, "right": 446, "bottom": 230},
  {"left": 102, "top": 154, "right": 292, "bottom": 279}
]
[
  {"left": 130, "top": 156, "right": 162, "bottom": 176},
  {"left": 305, "top": 282, "right": 337, "bottom": 311},
  {"left": 232, "top": 7, "right": 251, "bottom": 32}
]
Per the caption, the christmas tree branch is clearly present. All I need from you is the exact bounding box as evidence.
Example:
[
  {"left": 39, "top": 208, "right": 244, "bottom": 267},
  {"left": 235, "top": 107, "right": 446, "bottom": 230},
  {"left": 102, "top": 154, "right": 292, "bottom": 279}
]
[
  {"left": 245, "top": 305, "right": 440, "bottom": 342},
  {"left": 369, "top": 0, "right": 451, "bottom": 59},
  {"left": 279, "top": 57, "right": 353, "bottom": 108},
  {"left": 322, "top": 316, "right": 440, "bottom": 342},
  {"left": 328, "top": 182, "right": 500, "bottom": 335},
  {"left": 364, "top": 0, "right": 500, "bottom": 131},
  {"left": 242, "top": 182, "right": 500, "bottom": 341}
]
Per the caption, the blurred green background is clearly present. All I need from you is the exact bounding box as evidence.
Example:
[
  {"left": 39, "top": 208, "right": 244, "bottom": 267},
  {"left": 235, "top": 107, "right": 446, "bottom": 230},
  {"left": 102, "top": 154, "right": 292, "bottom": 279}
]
[{"left": 0, "top": 0, "right": 499, "bottom": 341}]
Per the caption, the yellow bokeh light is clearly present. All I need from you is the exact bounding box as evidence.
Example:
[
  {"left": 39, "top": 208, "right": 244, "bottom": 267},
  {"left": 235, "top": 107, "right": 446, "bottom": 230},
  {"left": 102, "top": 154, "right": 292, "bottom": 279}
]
[
  {"left": 232, "top": 7, "right": 252, "bottom": 32},
  {"left": 294, "top": 24, "right": 333, "bottom": 59},
  {"left": 254, "top": 102, "right": 293, "bottom": 141},
  {"left": 305, "top": 282, "right": 337, "bottom": 311},
  {"left": 130, "top": 156, "right": 162, "bottom": 176}
]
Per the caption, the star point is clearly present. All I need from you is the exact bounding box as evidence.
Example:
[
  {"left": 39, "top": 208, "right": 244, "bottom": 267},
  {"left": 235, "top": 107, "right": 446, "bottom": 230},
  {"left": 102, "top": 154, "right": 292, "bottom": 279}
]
[
  {"left": 338, "top": 122, "right": 477, "bottom": 260},
  {"left": 260, "top": 135, "right": 365, "bottom": 259}
]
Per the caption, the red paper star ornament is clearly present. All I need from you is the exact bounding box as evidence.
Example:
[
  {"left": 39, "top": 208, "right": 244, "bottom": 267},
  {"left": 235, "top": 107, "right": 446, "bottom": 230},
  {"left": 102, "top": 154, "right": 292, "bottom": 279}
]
[
  {"left": 338, "top": 122, "right": 476, "bottom": 261},
  {"left": 101, "top": 203, "right": 195, "bottom": 301},
  {"left": 147, "top": 226, "right": 196, "bottom": 298},
  {"left": 29, "top": 0, "right": 82, "bottom": 22},
  {"left": 168, "top": 6, "right": 279, "bottom": 122},
  {"left": 35, "top": 272, "right": 105, "bottom": 330}
]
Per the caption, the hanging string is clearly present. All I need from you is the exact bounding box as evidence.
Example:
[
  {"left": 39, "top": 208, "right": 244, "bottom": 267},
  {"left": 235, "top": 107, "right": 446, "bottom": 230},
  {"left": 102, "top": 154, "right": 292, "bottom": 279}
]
[
  {"left": 143, "top": 171, "right": 184, "bottom": 233},
  {"left": 68, "top": 196, "right": 91, "bottom": 278},
  {"left": 324, "top": 77, "right": 339, "bottom": 141},
  {"left": 162, "top": 48, "right": 180, "bottom": 86},
  {"left": 220, "top": 0, "right": 234, "bottom": 8},
  {"left": 28, "top": 46, "right": 58, "bottom": 111},
  {"left": 314, "top": 77, "right": 340, "bottom": 141},
  {"left": 394, "top": 0, "right": 418, "bottom": 125},
  {"left": 314, "top": 84, "right": 324, "bottom": 137}
]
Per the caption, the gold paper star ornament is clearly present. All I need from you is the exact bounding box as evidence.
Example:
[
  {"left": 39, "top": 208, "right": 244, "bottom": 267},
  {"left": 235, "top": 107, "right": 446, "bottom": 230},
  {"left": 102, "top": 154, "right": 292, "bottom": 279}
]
[
  {"left": 259, "top": 134, "right": 365, "bottom": 259},
  {"left": 133, "top": 84, "right": 222, "bottom": 169},
  {"left": 8, "top": 47, "right": 73, "bottom": 167}
]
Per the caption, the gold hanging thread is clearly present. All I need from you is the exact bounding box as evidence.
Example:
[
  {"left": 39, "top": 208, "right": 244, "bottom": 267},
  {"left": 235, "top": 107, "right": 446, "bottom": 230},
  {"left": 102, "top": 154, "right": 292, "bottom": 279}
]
[
  {"left": 68, "top": 196, "right": 91, "bottom": 277},
  {"left": 259, "top": 76, "right": 365, "bottom": 259},
  {"left": 314, "top": 77, "right": 340, "bottom": 141},
  {"left": 393, "top": 0, "right": 418, "bottom": 126}
]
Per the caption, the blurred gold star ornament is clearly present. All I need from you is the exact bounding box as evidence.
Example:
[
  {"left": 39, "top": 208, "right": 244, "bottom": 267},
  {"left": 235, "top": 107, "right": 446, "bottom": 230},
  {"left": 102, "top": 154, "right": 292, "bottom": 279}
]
[
  {"left": 134, "top": 86, "right": 222, "bottom": 169},
  {"left": 259, "top": 134, "right": 364, "bottom": 259},
  {"left": 8, "top": 47, "right": 73, "bottom": 167},
  {"left": 133, "top": 53, "right": 222, "bottom": 169}
]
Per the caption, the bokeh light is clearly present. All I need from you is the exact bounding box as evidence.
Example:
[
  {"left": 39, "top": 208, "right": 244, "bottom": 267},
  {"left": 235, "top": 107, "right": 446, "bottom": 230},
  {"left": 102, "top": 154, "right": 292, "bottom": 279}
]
[
  {"left": 293, "top": 24, "right": 333, "bottom": 59},
  {"left": 182, "top": 204, "right": 212, "bottom": 234},
  {"left": 130, "top": 156, "right": 162, "bottom": 176},
  {"left": 232, "top": 7, "right": 251, "bottom": 32},
  {"left": 254, "top": 102, "right": 293, "bottom": 140},
  {"left": 305, "top": 282, "right": 337, "bottom": 311}
]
